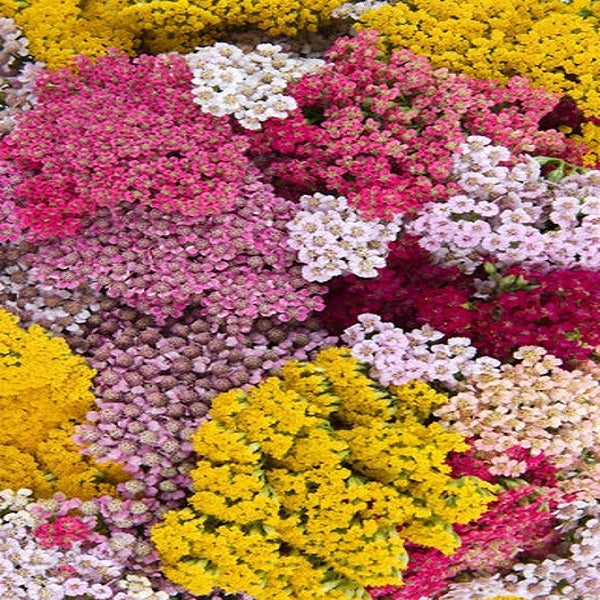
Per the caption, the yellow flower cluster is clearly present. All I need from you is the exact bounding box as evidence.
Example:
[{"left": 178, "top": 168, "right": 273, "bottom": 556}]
[
  {"left": 0, "top": 0, "right": 137, "bottom": 69},
  {"left": 1, "top": 0, "right": 345, "bottom": 68},
  {"left": 151, "top": 347, "right": 497, "bottom": 600},
  {"left": 357, "top": 0, "right": 600, "bottom": 163},
  {"left": 0, "top": 309, "right": 127, "bottom": 498}
]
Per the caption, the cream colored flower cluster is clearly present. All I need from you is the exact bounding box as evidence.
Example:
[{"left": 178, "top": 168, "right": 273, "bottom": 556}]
[
  {"left": 435, "top": 345, "right": 600, "bottom": 477},
  {"left": 186, "top": 41, "right": 324, "bottom": 129}
]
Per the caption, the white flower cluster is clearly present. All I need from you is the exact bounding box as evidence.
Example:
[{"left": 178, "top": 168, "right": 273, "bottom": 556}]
[
  {"left": 115, "top": 575, "right": 170, "bottom": 600},
  {"left": 186, "top": 41, "right": 324, "bottom": 130},
  {"left": 331, "top": 0, "right": 389, "bottom": 20},
  {"left": 0, "top": 18, "right": 44, "bottom": 134},
  {"left": 341, "top": 313, "right": 498, "bottom": 387},
  {"left": 408, "top": 135, "right": 600, "bottom": 273},
  {"left": 287, "top": 193, "right": 401, "bottom": 282},
  {"left": 437, "top": 500, "right": 600, "bottom": 600}
]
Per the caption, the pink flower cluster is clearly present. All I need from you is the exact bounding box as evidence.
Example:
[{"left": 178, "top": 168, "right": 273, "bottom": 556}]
[
  {"left": 372, "top": 485, "right": 561, "bottom": 600},
  {"left": 438, "top": 498, "right": 600, "bottom": 600},
  {"left": 410, "top": 136, "right": 600, "bottom": 273},
  {"left": 28, "top": 172, "right": 326, "bottom": 324},
  {"left": 34, "top": 515, "right": 95, "bottom": 550},
  {"left": 0, "top": 50, "right": 251, "bottom": 240},
  {"left": 250, "top": 30, "right": 585, "bottom": 220}
]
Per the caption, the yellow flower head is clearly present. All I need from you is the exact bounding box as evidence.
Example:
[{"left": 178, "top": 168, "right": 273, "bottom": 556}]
[
  {"left": 0, "top": 309, "right": 127, "bottom": 498},
  {"left": 152, "top": 347, "right": 497, "bottom": 600}
]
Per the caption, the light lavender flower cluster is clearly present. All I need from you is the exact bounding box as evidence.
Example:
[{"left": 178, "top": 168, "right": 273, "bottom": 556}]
[
  {"left": 186, "top": 41, "right": 323, "bottom": 129},
  {"left": 0, "top": 18, "right": 44, "bottom": 135},
  {"left": 408, "top": 135, "right": 600, "bottom": 273},
  {"left": 0, "top": 240, "right": 108, "bottom": 344},
  {"left": 341, "top": 313, "right": 497, "bottom": 387},
  {"left": 287, "top": 193, "right": 402, "bottom": 282},
  {"left": 437, "top": 499, "right": 600, "bottom": 600}
]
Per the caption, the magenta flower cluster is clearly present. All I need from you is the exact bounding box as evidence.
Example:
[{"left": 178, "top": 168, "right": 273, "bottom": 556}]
[{"left": 0, "top": 50, "right": 251, "bottom": 240}]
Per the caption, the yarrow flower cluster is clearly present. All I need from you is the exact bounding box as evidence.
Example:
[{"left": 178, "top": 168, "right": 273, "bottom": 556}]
[
  {"left": 187, "top": 41, "right": 324, "bottom": 129},
  {"left": 409, "top": 136, "right": 600, "bottom": 273},
  {"left": 0, "top": 239, "right": 108, "bottom": 342},
  {"left": 341, "top": 313, "right": 495, "bottom": 387},
  {"left": 0, "top": 17, "right": 43, "bottom": 135},
  {"left": 0, "top": 488, "right": 170, "bottom": 600},
  {"left": 434, "top": 345, "right": 600, "bottom": 479},
  {"left": 0, "top": 50, "right": 251, "bottom": 240},
  {"left": 251, "top": 30, "right": 584, "bottom": 220},
  {"left": 287, "top": 193, "right": 401, "bottom": 281},
  {"left": 356, "top": 0, "right": 600, "bottom": 163},
  {"left": 437, "top": 499, "right": 600, "bottom": 600},
  {"left": 27, "top": 173, "right": 326, "bottom": 324}
]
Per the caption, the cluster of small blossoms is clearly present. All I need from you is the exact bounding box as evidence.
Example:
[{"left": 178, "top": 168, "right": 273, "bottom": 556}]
[
  {"left": 355, "top": 0, "right": 600, "bottom": 163},
  {"left": 341, "top": 313, "right": 497, "bottom": 387},
  {"left": 0, "top": 488, "right": 174, "bottom": 600},
  {"left": 186, "top": 41, "right": 324, "bottom": 130},
  {"left": 434, "top": 345, "right": 600, "bottom": 478},
  {"left": 0, "top": 18, "right": 43, "bottom": 135},
  {"left": 287, "top": 193, "right": 401, "bottom": 281},
  {"left": 409, "top": 136, "right": 600, "bottom": 273},
  {"left": 151, "top": 348, "right": 496, "bottom": 599},
  {"left": 372, "top": 483, "right": 561, "bottom": 600},
  {"left": 0, "top": 240, "right": 110, "bottom": 343},
  {"left": 28, "top": 173, "right": 326, "bottom": 324},
  {"left": 0, "top": 51, "right": 251, "bottom": 240},
  {"left": 437, "top": 499, "right": 600, "bottom": 599},
  {"left": 251, "top": 31, "right": 584, "bottom": 220},
  {"left": 74, "top": 304, "right": 337, "bottom": 508},
  {"left": 331, "top": 0, "right": 389, "bottom": 20}
]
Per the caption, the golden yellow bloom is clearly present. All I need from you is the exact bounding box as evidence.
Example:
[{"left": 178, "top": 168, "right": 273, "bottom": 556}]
[
  {"left": 357, "top": 0, "right": 600, "bottom": 163},
  {"left": 0, "top": 309, "right": 126, "bottom": 498},
  {"left": 5, "top": 0, "right": 346, "bottom": 67},
  {"left": 152, "top": 347, "right": 497, "bottom": 600}
]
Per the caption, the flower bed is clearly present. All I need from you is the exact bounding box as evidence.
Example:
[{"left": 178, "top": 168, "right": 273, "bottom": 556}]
[{"left": 1, "top": 2, "right": 599, "bottom": 599}]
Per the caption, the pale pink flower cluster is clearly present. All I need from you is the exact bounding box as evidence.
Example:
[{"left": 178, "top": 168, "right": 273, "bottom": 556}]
[
  {"left": 287, "top": 194, "right": 402, "bottom": 282},
  {"left": 434, "top": 345, "right": 600, "bottom": 477},
  {"left": 28, "top": 174, "right": 325, "bottom": 325},
  {"left": 0, "top": 18, "right": 44, "bottom": 135},
  {"left": 341, "top": 313, "right": 497, "bottom": 387},
  {"left": 187, "top": 41, "right": 323, "bottom": 129},
  {"left": 409, "top": 135, "right": 600, "bottom": 273}
]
